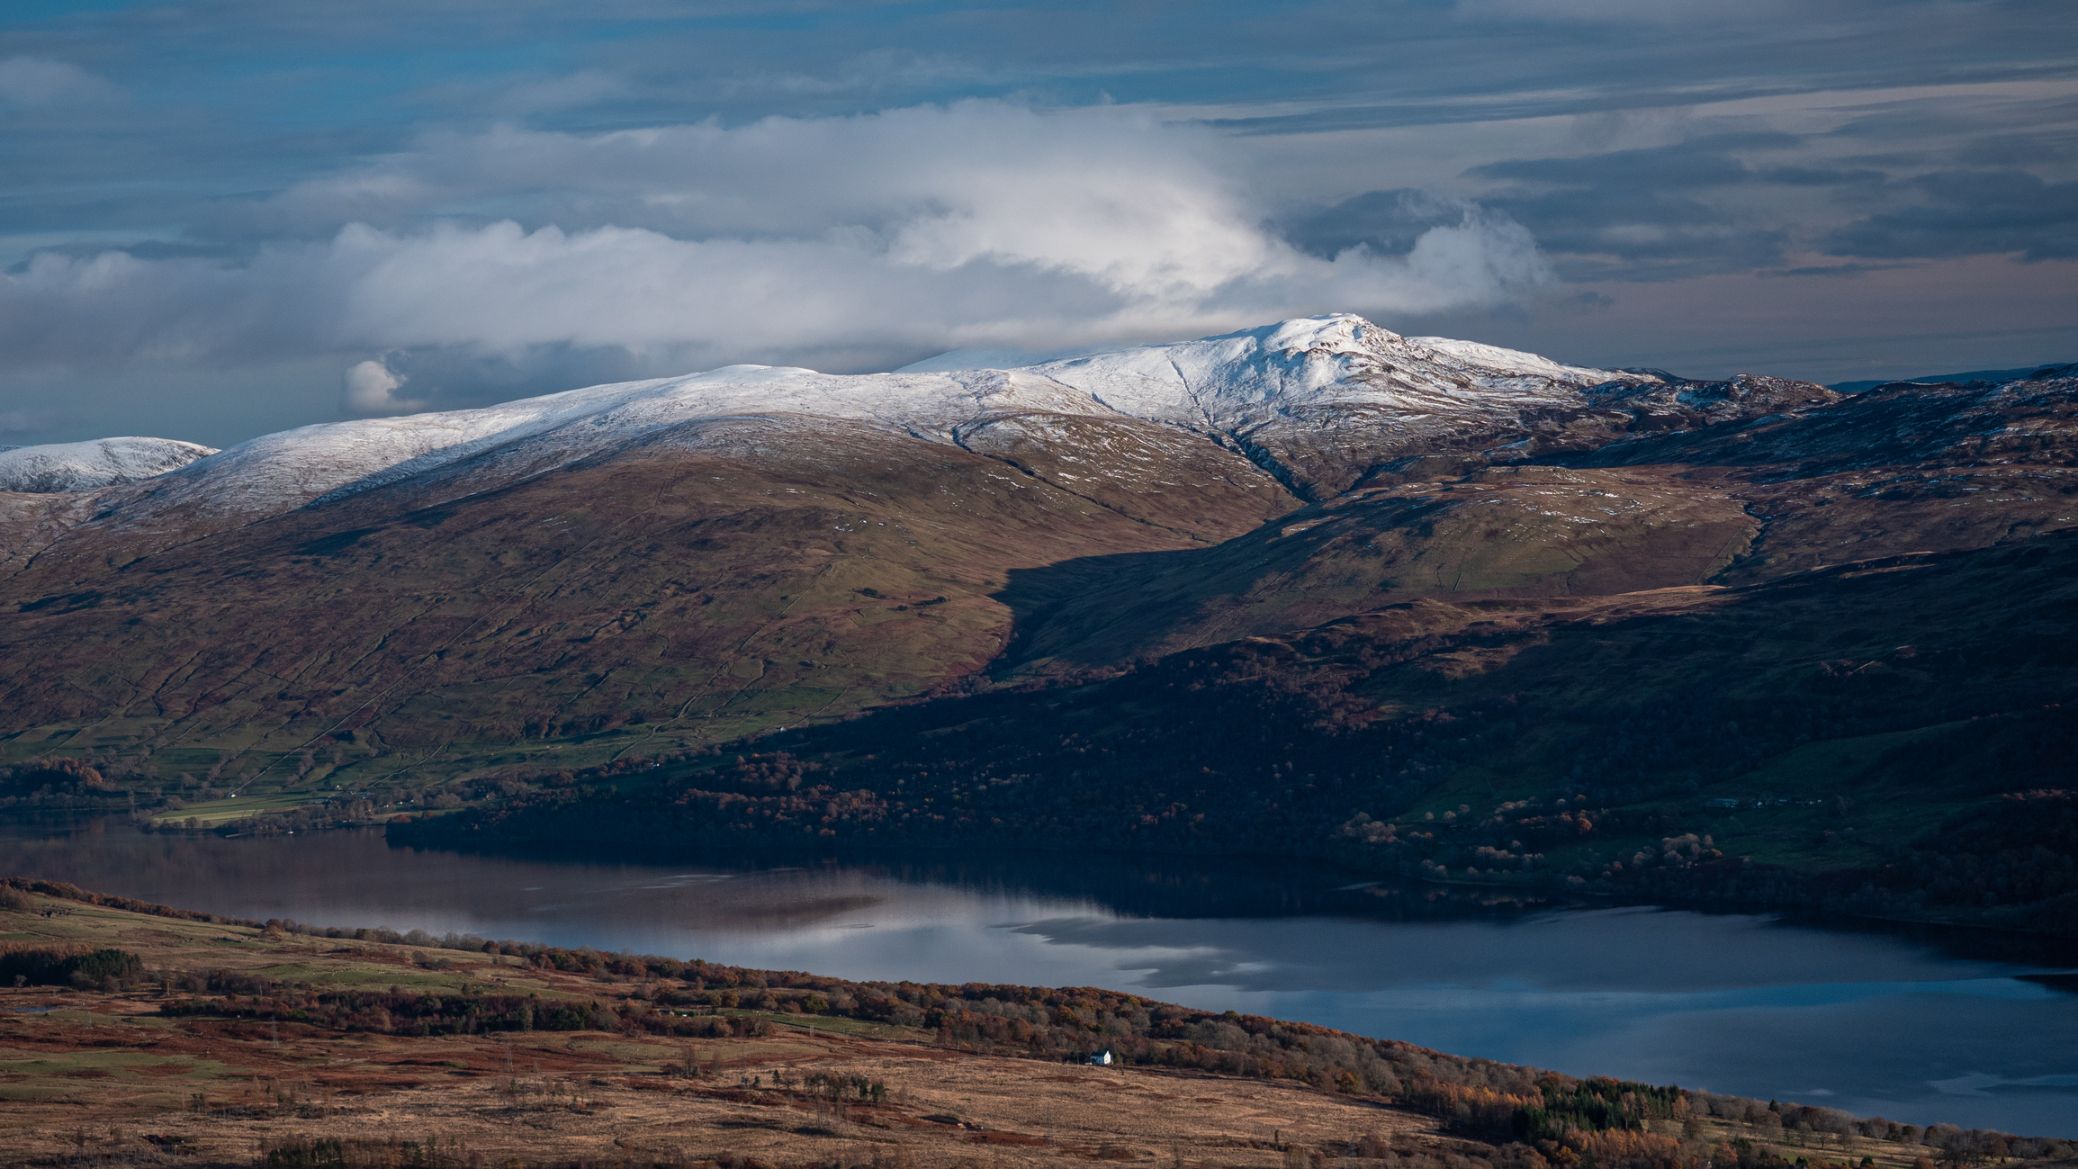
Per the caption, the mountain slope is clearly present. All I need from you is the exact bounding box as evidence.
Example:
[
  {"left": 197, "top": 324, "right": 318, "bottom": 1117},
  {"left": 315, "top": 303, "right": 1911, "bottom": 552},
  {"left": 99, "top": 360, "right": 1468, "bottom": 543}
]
[
  {"left": 997, "top": 367, "right": 2078, "bottom": 672},
  {"left": 1829, "top": 361, "right": 2076, "bottom": 392},
  {"left": 0, "top": 316, "right": 1688, "bottom": 780},
  {"left": 1, "top": 415, "right": 1290, "bottom": 784},
  {"left": 2, "top": 315, "right": 2073, "bottom": 849},
  {"left": 418, "top": 531, "right": 2078, "bottom": 935},
  {"left": 997, "top": 464, "right": 1759, "bottom": 671}
]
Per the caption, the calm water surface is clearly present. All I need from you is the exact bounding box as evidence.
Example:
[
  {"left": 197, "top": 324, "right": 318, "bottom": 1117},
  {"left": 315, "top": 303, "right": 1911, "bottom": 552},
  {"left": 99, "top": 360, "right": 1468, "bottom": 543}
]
[{"left": 4, "top": 817, "right": 2074, "bottom": 1137}]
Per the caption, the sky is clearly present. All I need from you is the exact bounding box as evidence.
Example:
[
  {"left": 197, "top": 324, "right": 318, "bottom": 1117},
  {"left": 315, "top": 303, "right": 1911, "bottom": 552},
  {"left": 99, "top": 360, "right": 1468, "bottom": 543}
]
[{"left": 2, "top": 0, "right": 2076, "bottom": 447}]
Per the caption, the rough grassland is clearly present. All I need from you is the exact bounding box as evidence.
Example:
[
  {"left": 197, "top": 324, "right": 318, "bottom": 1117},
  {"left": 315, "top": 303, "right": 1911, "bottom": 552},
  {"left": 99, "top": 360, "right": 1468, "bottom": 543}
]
[
  {"left": 4, "top": 884, "right": 2054, "bottom": 1169},
  {"left": 0, "top": 887, "right": 1434, "bottom": 1167}
]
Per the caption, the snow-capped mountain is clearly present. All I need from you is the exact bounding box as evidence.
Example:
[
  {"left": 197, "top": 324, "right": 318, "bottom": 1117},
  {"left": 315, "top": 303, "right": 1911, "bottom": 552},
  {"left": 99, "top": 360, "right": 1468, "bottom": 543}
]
[
  {"left": 1030, "top": 315, "right": 1636, "bottom": 422},
  {"left": 18, "top": 311, "right": 2058, "bottom": 789},
  {"left": 0, "top": 437, "right": 216, "bottom": 494},
  {"left": 43, "top": 315, "right": 1743, "bottom": 523}
]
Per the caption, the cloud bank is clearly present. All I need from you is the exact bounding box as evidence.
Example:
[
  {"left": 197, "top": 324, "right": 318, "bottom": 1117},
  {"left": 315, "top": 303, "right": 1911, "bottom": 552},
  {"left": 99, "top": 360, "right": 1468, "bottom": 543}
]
[{"left": 2, "top": 103, "right": 1551, "bottom": 415}]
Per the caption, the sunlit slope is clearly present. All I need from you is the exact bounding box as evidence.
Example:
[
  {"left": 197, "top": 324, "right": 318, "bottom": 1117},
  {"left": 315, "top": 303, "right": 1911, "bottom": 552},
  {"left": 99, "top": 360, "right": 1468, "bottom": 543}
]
[{"left": 0, "top": 416, "right": 1289, "bottom": 783}]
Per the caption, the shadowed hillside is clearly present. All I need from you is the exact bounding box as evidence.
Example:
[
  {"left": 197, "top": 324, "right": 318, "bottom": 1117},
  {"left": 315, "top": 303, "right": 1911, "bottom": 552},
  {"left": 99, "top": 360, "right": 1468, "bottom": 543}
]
[{"left": 407, "top": 532, "right": 2078, "bottom": 934}]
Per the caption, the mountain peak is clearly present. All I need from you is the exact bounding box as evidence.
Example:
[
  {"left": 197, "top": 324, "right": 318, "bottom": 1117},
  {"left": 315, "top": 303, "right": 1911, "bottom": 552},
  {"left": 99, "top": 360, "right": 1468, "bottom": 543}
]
[
  {"left": 43, "top": 316, "right": 1679, "bottom": 519},
  {"left": 1235, "top": 312, "right": 1392, "bottom": 354},
  {"left": 1024, "top": 312, "right": 1634, "bottom": 424},
  {"left": 0, "top": 436, "right": 217, "bottom": 494}
]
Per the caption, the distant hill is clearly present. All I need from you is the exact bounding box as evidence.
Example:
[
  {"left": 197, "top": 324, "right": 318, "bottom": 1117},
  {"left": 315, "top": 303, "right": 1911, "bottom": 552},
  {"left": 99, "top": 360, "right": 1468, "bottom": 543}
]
[{"left": 1830, "top": 362, "right": 2076, "bottom": 392}]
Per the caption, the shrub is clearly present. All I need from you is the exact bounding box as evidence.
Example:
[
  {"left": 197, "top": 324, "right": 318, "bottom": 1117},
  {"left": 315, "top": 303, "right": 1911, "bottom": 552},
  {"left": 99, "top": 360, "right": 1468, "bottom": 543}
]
[{"left": 0, "top": 945, "right": 144, "bottom": 990}]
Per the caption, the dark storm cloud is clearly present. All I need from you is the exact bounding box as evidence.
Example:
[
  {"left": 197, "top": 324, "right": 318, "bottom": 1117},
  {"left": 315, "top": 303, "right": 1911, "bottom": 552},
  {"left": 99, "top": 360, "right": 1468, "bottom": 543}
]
[
  {"left": 1290, "top": 179, "right": 1790, "bottom": 284},
  {"left": 1436, "top": 108, "right": 2075, "bottom": 280},
  {"left": 1283, "top": 190, "right": 1476, "bottom": 257},
  {"left": 1770, "top": 262, "right": 1918, "bottom": 279},
  {"left": 1827, "top": 170, "right": 2078, "bottom": 261},
  {"left": 1462, "top": 135, "right": 1885, "bottom": 198},
  {"left": 1449, "top": 138, "right": 1794, "bottom": 280},
  {"left": 1466, "top": 135, "right": 1797, "bottom": 189},
  {"left": 1293, "top": 137, "right": 1816, "bottom": 282},
  {"left": 1750, "top": 165, "right": 1888, "bottom": 188}
]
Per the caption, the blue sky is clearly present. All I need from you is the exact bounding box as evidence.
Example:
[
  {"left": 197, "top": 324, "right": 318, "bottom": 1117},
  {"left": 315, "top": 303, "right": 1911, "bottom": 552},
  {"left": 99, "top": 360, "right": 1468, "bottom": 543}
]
[{"left": 3, "top": 0, "right": 2075, "bottom": 445}]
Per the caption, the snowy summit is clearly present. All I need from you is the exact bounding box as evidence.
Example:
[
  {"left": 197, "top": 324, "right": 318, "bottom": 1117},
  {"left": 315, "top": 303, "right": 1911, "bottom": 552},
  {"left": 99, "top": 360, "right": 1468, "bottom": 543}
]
[
  {"left": 0, "top": 437, "right": 218, "bottom": 494},
  {"left": 22, "top": 316, "right": 1652, "bottom": 518}
]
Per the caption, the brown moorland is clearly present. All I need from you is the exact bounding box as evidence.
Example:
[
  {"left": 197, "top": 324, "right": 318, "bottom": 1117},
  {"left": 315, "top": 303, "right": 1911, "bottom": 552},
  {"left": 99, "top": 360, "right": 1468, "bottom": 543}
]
[{"left": 3, "top": 880, "right": 2073, "bottom": 1169}]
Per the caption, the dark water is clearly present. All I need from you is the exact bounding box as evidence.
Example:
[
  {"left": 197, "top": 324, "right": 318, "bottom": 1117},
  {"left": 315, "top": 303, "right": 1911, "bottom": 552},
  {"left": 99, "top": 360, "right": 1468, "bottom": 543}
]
[{"left": 4, "top": 816, "right": 2075, "bottom": 1137}]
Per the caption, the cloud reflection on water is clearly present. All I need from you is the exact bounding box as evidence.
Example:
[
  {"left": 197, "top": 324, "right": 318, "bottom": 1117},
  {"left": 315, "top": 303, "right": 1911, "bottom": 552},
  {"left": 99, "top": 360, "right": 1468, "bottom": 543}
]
[{"left": 3, "top": 818, "right": 2072, "bottom": 1136}]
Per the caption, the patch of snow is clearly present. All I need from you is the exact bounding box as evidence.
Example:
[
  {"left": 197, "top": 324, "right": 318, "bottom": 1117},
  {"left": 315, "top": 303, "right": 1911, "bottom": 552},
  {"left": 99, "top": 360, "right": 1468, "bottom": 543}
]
[
  {"left": 0, "top": 437, "right": 217, "bottom": 493},
  {"left": 91, "top": 314, "right": 1665, "bottom": 521},
  {"left": 894, "top": 343, "right": 1102, "bottom": 373},
  {"left": 1033, "top": 313, "right": 1651, "bottom": 427},
  {"left": 1408, "top": 336, "right": 1629, "bottom": 384}
]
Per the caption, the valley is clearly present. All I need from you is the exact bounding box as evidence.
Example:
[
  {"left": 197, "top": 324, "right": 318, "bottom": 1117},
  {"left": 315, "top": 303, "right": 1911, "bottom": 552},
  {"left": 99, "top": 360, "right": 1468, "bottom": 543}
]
[{"left": 2, "top": 316, "right": 2074, "bottom": 938}]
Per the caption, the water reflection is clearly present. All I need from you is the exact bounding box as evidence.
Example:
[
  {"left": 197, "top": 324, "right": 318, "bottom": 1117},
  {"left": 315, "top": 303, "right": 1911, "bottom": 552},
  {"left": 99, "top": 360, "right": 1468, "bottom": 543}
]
[{"left": 2, "top": 816, "right": 2073, "bottom": 1137}]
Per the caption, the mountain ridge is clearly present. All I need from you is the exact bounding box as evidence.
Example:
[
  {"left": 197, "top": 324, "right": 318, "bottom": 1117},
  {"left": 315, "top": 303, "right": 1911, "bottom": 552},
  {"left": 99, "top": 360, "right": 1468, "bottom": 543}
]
[
  {"left": 0, "top": 436, "right": 216, "bottom": 494},
  {"left": 10, "top": 315, "right": 1645, "bottom": 517},
  {"left": 3, "top": 314, "right": 2074, "bottom": 935}
]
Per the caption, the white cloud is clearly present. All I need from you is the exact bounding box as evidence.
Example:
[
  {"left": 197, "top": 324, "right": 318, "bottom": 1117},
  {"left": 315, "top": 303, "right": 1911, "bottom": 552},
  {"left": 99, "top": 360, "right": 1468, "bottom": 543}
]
[
  {"left": 342, "top": 358, "right": 424, "bottom": 415},
  {"left": 1, "top": 102, "right": 1555, "bottom": 404},
  {"left": 0, "top": 57, "right": 120, "bottom": 107}
]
